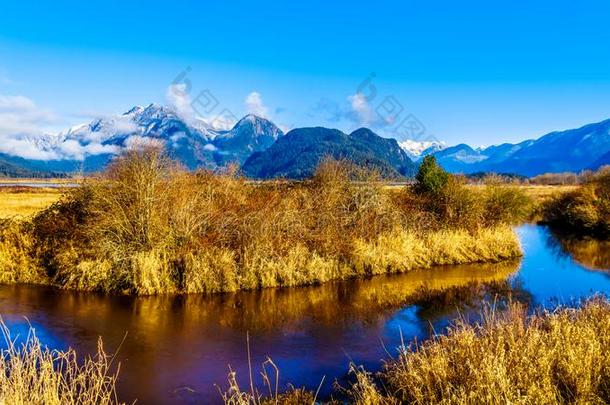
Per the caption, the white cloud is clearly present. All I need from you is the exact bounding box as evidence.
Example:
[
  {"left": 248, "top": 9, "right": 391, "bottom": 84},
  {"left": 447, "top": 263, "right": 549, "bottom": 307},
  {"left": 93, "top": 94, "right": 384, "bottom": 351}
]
[
  {"left": 124, "top": 135, "right": 165, "bottom": 150},
  {"left": 0, "top": 93, "right": 129, "bottom": 161},
  {"left": 347, "top": 92, "right": 375, "bottom": 126},
  {"left": 0, "top": 137, "right": 60, "bottom": 160},
  {"left": 245, "top": 91, "right": 268, "bottom": 117},
  {"left": 166, "top": 84, "right": 194, "bottom": 120},
  {"left": 0, "top": 95, "right": 36, "bottom": 111},
  {"left": 56, "top": 139, "right": 120, "bottom": 161},
  {"left": 79, "top": 116, "right": 137, "bottom": 143},
  {"left": 111, "top": 116, "right": 138, "bottom": 134},
  {"left": 0, "top": 94, "right": 63, "bottom": 159}
]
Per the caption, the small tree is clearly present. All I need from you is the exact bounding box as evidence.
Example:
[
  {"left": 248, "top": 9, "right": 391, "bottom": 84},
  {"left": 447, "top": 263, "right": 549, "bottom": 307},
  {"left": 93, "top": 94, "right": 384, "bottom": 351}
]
[{"left": 415, "top": 155, "right": 449, "bottom": 194}]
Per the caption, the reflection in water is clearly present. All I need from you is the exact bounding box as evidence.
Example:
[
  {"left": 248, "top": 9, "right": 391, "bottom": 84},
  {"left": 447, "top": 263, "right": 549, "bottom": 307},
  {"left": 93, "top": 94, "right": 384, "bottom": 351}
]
[
  {"left": 546, "top": 229, "right": 610, "bottom": 273},
  {"left": 0, "top": 225, "right": 609, "bottom": 404}
]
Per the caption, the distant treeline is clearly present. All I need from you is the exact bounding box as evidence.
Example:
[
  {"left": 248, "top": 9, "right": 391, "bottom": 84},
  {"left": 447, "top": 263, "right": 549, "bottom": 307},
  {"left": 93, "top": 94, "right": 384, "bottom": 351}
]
[
  {"left": 464, "top": 166, "right": 610, "bottom": 185},
  {"left": 529, "top": 166, "right": 610, "bottom": 185}
]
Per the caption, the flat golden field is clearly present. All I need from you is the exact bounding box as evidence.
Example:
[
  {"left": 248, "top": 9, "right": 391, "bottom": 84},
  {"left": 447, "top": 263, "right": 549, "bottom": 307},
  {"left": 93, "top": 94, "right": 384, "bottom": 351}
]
[
  {"left": 467, "top": 184, "right": 580, "bottom": 204},
  {"left": 0, "top": 181, "right": 578, "bottom": 220},
  {"left": 0, "top": 187, "right": 62, "bottom": 218},
  {"left": 517, "top": 184, "right": 579, "bottom": 203}
]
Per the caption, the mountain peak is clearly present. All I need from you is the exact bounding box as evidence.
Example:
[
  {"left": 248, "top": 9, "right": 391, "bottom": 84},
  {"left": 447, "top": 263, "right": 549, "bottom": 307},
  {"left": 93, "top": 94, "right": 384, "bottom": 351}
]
[
  {"left": 229, "top": 114, "right": 283, "bottom": 138},
  {"left": 242, "top": 126, "right": 416, "bottom": 179},
  {"left": 141, "top": 103, "right": 175, "bottom": 117},
  {"left": 123, "top": 105, "right": 144, "bottom": 116},
  {"left": 234, "top": 114, "right": 270, "bottom": 128},
  {"left": 350, "top": 127, "right": 377, "bottom": 138},
  {"left": 399, "top": 139, "right": 446, "bottom": 158}
]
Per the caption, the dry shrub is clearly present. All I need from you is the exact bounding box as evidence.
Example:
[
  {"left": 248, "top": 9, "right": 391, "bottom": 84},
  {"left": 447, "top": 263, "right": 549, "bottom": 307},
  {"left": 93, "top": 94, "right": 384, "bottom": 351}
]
[
  {"left": 87, "top": 147, "right": 178, "bottom": 260},
  {"left": 408, "top": 163, "right": 531, "bottom": 231},
  {"left": 1, "top": 150, "right": 527, "bottom": 294},
  {"left": 0, "top": 322, "right": 122, "bottom": 405},
  {"left": 0, "top": 219, "right": 44, "bottom": 284},
  {"left": 30, "top": 186, "right": 96, "bottom": 279},
  {"left": 543, "top": 169, "right": 610, "bottom": 237},
  {"left": 481, "top": 176, "right": 532, "bottom": 226}
]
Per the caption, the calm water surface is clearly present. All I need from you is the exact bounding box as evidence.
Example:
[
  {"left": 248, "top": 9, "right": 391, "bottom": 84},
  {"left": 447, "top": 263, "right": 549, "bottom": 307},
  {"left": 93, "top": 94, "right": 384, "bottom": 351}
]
[
  {"left": 0, "top": 224, "right": 609, "bottom": 404},
  {"left": 0, "top": 182, "right": 78, "bottom": 188}
]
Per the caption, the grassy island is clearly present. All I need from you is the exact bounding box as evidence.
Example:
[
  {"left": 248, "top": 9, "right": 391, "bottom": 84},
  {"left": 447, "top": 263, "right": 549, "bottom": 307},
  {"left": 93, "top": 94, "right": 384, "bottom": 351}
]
[{"left": 0, "top": 150, "right": 529, "bottom": 295}]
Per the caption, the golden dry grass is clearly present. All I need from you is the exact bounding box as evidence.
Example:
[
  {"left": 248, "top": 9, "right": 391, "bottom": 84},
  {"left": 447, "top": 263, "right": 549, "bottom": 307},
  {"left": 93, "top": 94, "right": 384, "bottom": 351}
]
[
  {"left": 0, "top": 188, "right": 61, "bottom": 218},
  {"left": 0, "top": 150, "right": 528, "bottom": 295},
  {"left": 467, "top": 184, "right": 578, "bottom": 204},
  {"left": 0, "top": 321, "right": 122, "bottom": 405},
  {"left": 518, "top": 185, "right": 580, "bottom": 204},
  {"left": 367, "top": 298, "right": 610, "bottom": 404},
  {"left": 542, "top": 170, "right": 610, "bottom": 237}
]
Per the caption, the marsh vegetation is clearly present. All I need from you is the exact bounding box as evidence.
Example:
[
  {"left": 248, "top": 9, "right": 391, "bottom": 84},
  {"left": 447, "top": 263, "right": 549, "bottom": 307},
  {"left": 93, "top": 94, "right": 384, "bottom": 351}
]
[
  {"left": 542, "top": 167, "right": 610, "bottom": 237},
  {"left": 0, "top": 322, "right": 121, "bottom": 405},
  {"left": 3, "top": 150, "right": 608, "bottom": 404},
  {"left": 0, "top": 150, "right": 529, "bottom": 295}
]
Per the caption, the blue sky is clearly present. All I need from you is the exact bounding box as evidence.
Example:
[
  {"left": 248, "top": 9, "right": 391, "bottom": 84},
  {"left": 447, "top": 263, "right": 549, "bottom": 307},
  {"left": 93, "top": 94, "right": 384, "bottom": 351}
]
[{"left": 1, "top": 0, "right": 610, "bottom": 148}]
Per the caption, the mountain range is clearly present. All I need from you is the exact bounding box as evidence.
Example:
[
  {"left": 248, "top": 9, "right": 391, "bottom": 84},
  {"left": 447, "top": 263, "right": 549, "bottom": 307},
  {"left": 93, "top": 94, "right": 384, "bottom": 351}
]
[
  {"left": 1, "top": 103, "right": 609, "bottom": 178},
  {"left": 423, "top": 119, "right": 610, "bottom": 176},
  {"left": 0, "top": 104, "right": 283, "bottom": 174}
]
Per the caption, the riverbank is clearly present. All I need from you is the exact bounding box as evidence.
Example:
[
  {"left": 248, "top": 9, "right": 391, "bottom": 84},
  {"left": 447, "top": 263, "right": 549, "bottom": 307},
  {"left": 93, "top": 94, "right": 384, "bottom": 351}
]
[
  {"left": 6, "top": 297, "right": 609, "bottom": 404},
  {"left": 0, "top": 150, "right": 528, "bottom": 295}
]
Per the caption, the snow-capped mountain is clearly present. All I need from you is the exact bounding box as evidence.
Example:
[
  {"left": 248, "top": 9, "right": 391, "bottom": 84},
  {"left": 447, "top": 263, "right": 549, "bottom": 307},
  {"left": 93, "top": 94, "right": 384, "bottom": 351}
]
[
  {"left": 213, "top": 114, "right": 284, "bottom": 165},
  {"left": 398, "top": 139, "right": 446, "bottom": 159},
  {"left": 9, "top": 104, "right": 284, "bottom": 172}
]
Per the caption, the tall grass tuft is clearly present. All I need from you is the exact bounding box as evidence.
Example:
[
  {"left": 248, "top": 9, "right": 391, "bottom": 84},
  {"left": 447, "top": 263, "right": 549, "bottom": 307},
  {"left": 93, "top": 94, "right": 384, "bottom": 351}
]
[
  {"left": 353, "top": 298, "right": 610, "bottom": 404},
  {"left": 0, "top": 219, "right": 45, "bottom": 285},
  {"left": 0, "top": 321, "right": 122, "bottom": 405}
]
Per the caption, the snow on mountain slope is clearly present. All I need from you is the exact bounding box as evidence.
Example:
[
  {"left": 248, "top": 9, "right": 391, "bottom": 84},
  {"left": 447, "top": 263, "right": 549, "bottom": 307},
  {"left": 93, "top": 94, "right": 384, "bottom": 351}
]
[
  {"left": 17, "top": 103, "right": 283, "bottom": 171},
  {"left": 429, "top": 119, "right": 610, "bottom": 176},
  {"left": 398, "top": 139, "right": 446, "bottom": 159}
]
